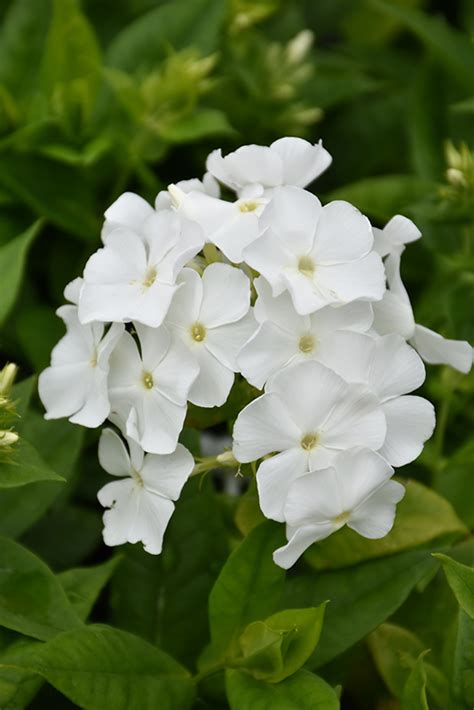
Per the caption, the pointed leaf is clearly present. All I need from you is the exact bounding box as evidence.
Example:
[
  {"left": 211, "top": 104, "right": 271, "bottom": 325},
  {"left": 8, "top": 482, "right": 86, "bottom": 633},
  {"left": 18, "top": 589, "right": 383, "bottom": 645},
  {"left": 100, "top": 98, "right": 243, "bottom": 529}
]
[
  {"left": 0, "top": 221, "right": 41, "bottom": 327},
  {"left": 226, "top": 669, "right": 339, "bottom": 710}
]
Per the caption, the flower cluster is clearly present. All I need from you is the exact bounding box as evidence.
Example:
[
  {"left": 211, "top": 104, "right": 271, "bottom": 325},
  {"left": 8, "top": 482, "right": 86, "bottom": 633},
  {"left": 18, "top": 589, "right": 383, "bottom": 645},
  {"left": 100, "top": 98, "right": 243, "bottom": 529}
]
[{"left": 39, "top": 137, "right": 473, "bottom": 567}]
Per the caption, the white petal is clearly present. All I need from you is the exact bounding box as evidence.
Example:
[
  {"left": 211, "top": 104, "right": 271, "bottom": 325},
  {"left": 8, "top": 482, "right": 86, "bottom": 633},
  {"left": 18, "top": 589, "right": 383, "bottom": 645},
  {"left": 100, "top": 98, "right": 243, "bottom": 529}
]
[
  {"left": 232, "top": 393, "right": 301, "bottom": 462},
  {"left": 69, "top": 367, "right": 111, "bottom": 427},
  {"left": 98, "top": 428, "right": 131, "bottom": 477},
  {"left": 140, "top": 443, "right": 194, "bottom": 500},
  {"left": 188, "top": 345, "right": 234, "bottom": 408},
  {"left": 165, "top": 267, "right": 203, "bottom": 330},
  {"left": 349, "top": 479, "right": 405, "bottom": 538},
  {"left": 270, "top": 137, "right": 332, "bottom": 187},
  {"left": 153, "top": 336, "right": 199, "bottom": 406},
  {"left": 315, "top": 331, "right": 374, "bottom": 385},
  {"left": 206, "top": 145, "right": 283, "bottom": 190},
  {"left": 370, "top": 334, "right": 425, "bottom": 399},
  {"left": 84, "top": 228, "right": 147, "bottom": 284},
  {"left": 315, "top": 252, "right": 386, "bottom": 304},
  {"left": 273, "top": 523, "right": 333, "bottom": 569},
  {"left": 410, "top": 324, "right": 473, "bottom": 374},
  {"left": 310, "top": 301, "right": 374, "bottom": 336},
  {"left": 260, "top": 186, "right": 322, "bottom": 254},
  {"left": 141, "top": 210, "right": 180, "bottom": 265},
  {"left": 332, "top": 447, "right": 394, "bottom": 512},
  {"left": 379, "top": 395, "right": 435, "bottom": 466},
  {"left": 254, "top": 276, "right": 305, "bottom": 332},
  {"left": 108, "top": 331, "right": 143, "bottom": 390},
  {"left": 283, "top": 270, "right": 330, "bottom": 314},
  {"left": 312, "top": 201, "right": 373, "bottom": 264},
  {"left": 158, "top": 216, "right": 204, "bottom": 283},
  {"left": 383, "top": 214, "right": 421, "bottom": 248},
  {"left": 64, "top": 277, "right": 83, "bottom": 305},
  {"left": 283, "top": 467, "right": 342, "bottom": 526},
  {"left": 205, "top": 311, "right": 257, "bottom": 371},
  {"left": 98, "top": 478, "right": 139, "bottom": 547},
  {"left": 372, "top": 291, "right": 415, "bottom": 339},
  {"left": 237, "top": 321, "right": 296, "bottom": 389},
  {"left": 135, "top": 324, "right": 171, "bottom": 374},
  {"left": 102, "top": 192, "right": 153, "bottom": 242},
  {"left": 322, "top": 385, "right": 386, "bottom": 452},
  {"left": 243, "top": 230, "right": 292, "bottom": 296},
  {"left": 127, "top": 391, "right": 187, "bottom": 455},
  {"left": 200, "top": 263, "right": 250, "bottom": 327},
  {"left": 39, "top": 363, "right": 90, "bottom": 420},
  {"left": 133, "top": 491, "right": 175, "bottom": 555},
  {"left": 256, "top": 447, "right": 308, "bottom": 522}
]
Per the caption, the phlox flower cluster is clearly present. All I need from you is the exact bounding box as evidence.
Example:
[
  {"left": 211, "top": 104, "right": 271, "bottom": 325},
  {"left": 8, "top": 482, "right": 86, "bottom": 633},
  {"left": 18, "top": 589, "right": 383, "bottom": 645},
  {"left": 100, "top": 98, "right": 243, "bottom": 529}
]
[{"left": 39, "top": 137, "right": 473, "bottom": 568}]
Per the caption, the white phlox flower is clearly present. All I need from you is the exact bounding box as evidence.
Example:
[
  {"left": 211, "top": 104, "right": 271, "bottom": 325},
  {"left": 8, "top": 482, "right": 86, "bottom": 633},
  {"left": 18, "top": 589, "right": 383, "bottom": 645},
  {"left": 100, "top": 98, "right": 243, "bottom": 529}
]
[
  {"left": 272, "top": 447, "right": 405, "bottom": 569},
  {"left": 206, "top": 136, "right": 332, "bottom": 195},
  {"left": 238, "top": 275, "right": 374, "bottom": 388},
  {"left": 314, "top": 330, "right": 435, "bottom": 466},
  {"left": 244, "top": 186, "right": 386, "bottom": 314},
  {"left": 232, "top": 360, "right": 386, "bottom": 522},
  {"left": 97, "top": 428, "right": 194, "bottom": 554},
  {"left": 79, "top": 209, "right": 203, "bottom": 327},
  {"left": 372, "top": 216, "right": 473, "bottom": 373},
  {"left": 108, "top": 323, "right": 199, "bottom": 454},
  {"left": 155, "top": 172, "right": 220, "bottom": 210},
  {"left": 165, "top": 263, "right": 255, "bottom": 407},
  {"left": 39, "top": 296, "right": 124, "bottom": 427}
]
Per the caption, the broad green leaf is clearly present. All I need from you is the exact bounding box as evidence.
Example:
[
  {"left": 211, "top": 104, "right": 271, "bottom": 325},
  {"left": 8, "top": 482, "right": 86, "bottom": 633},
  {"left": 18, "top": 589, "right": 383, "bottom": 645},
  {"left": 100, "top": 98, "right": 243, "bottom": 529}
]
[
  {"left": 325, "top": 175, "right": 432, "bottom": 222},
  {"left": 15, "top": 303, "right": 65, "bottom": 371},
  {"left": 451, "top": 610, "right": 474, "bottom": 706},
  {"left": 0, "top": 437, "right": 64, "bottom": 487},
  {"left": 0, "top": 152, "right": 99, "bottom": 241},
  {"left": 434, "top": 441, "right": 474, "bottom": 528},
  {"left": 372, "top": 0, "right": 474, "bottom": 92},
  {"left": 235, "top": 605, "right": 326, "bottom": 682},
  {"left": 281, "top": 547, "right": 438, "bottom": 668},
  {"left": 11, "top": 375, "right": 37, "bottom": 419},
  {"left": 305, "top": 481, "right": 466, "bottom": 570},
  {"left": 106, "top": 0, "right": 228, "bottom": 71},
  {"left": 0, "top": 221, "right": 41, "bottom": 327},
  {"left": 400, "top": 653, "right": 429, "bottom": 710},
  {"left": 2, "top": 625, "right": 195, "bottom": 710},
  {"left": 0, "top": 536, "right": 81, "bottom": 640},
  {"left": 160, "top": 109, "right": 234, "bottom": 143},
  {"left": 59, "top": 557, "right": 122, "bottom": 621},
  {"left": 205, "top": 522, "right": 285, "bottom": 663},
  {"left": 226, "top": 668, "right": 339, "bottom": 710},
  {"left": 434, "top": 554, "right": 474, "bottom": 619},
  {"left": 111, "top": 476, "right": 228, "bottom": 669},
  {"left": 235, "top": 479, "right": 265, "bottom": 536}
]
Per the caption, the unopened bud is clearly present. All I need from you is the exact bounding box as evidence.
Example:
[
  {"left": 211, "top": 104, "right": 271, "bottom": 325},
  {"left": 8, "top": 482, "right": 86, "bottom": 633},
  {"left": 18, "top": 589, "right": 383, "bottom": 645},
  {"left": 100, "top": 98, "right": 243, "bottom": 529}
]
[
  {"left": 0, "top": 363, "right": 17, "bottom": 397},
  {"left": 286, "top": 30, "right": 314, "bottom": 64},
  {"left": 216, "top": 450, "right": 239, "bottom": 467}
]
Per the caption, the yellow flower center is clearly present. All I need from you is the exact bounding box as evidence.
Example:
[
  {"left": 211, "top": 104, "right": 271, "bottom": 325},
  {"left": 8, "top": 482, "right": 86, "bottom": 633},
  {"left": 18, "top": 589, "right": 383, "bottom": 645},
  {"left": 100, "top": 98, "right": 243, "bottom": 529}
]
[
  {"left": 142, "top": 266, "right": 157, "bottom": 288},
  {"left": 333, "top": 511, "right": 350, "bottom": 526},
  {"left": 300, "top": 432, "right": 319, "bottom": 451},
  {"left": 142, "top": 371, "right": 154, "bottom": 389},
  {"left": 298, "top": 255, "right": 315, "bottom": 278},
  {"left": 191, "top": 322, "right": 206, "bottom": 342},
  {"left": 131, "top": 467, "right": 144, "bottom": 487},
  {"left": 299, "top": 334, "right": 315, "bottom": 354},
  {"left": 239, "top": 200, "right": 259, "bottom": 213}
]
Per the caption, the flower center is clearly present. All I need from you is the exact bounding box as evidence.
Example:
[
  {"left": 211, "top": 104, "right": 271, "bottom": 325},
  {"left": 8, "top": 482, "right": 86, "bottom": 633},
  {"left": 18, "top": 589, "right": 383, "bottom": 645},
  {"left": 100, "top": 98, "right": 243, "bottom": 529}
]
[
  {"left": 142, "top": 371, "right": 154, "bottom": 389},
  {"left": 131, "top": 467, "right": 144, "bottom": 487},
  {"left": 299, "top": 334, "right": 315, "bottom": 354},
  {"left": 142, "top": 266, "right": 157, "bottom": 288},
  {"left": 300, "top": 432, "right": 319, "bottom": 451},
  {"left": 190, "top": 322, "right": 206, "bottom": 342},
  {"left": 239, "top": 200, "right": 259, "bottom": 213},
  {"left": 298, "top": 255, "right": 315, "bottom": 278},
  {"left": 333, "top": 511, "right": 350, "bottom": 526},
  {"left": 89, "top": 350, "right": 98, "bottom": 368}
]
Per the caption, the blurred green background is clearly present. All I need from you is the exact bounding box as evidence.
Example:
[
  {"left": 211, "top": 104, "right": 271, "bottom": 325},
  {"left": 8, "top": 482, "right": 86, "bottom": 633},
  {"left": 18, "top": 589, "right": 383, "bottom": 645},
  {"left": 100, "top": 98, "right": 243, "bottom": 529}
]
[{"left": 1, "top": 1, "right": 474, "bottom": 707}]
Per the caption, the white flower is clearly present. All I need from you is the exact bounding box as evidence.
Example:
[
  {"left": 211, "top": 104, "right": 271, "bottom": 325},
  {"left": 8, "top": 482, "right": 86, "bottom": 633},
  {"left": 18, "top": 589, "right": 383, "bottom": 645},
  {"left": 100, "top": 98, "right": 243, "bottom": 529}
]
[
  {"left": 238, "top": 276, "right": 373, "bottom": 388},
  {"left": 167, "top": 184, "right": 268, "bottom": 263},
  {"left": 273, "top": 447, "right": 405, "bottom": 569},
  {"left": 97, "top": 428, "right": 194, "bottom": 554},
  {"left": 102, "top": 192, "right": 154, "bottom": 244},
  {"left": 39, "top": 305, "right": 124, "bottom": 427},
  {"left": 372, "top": 214, "right": 421, "bottom": 257},
  {"left": 155, "top": 172, "right": 220, "bottom": 210},
  {"left": 108, "top": 324, "right": 199, "bottom": 454},
  {"left": 314, "top": 330, "right": 435, "bottom": 467},
  {"left": 373, "top": 238, "right": 473, "bottom": 373},
  {"left": 79, "top": 210, "right": 203, "bottom": 327},
  {"left": 244, "top": 187, "right": 385, "bottom": 315},
  {"left": 165, "top": 264, "right": 255, "bottom": 407},
  {"left": 232, "top": 360, "right": 386, "bottom": 522},
  {"left": 206, "top": 136, "right": 332, "bottom": 194}
]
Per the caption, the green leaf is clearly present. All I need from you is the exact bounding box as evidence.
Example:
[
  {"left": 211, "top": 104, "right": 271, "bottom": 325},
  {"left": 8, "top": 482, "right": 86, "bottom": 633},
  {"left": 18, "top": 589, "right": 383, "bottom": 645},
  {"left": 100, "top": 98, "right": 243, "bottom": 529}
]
[
  {"left": 225, "top": 668, "right": 340, "bottom": 710},
  {"left": 160, "top": 109, "right": 234, "bottom": 144},
  {"left": 372, "top": 0, "right": 474, "bottom": 92},
  {"left": 204, "top": 522, "right": 286, "bottom": 664},
  {"left": 451, "top": 610, "right": 474, "bottom": 706},
  {"left": 305, "top": 481, "right": 466, "bottom": 570},
  {"left": 106, "top": 0, "right": 228, "bottom": 71},
  {"left": 235, "top": 605, "right": 326, "bottom": 682},
  {"left": 2, "top": 625, "right": 195, "bottom": 710},
  {"left": 325, "top": 175, "right": 432, "bottom": 222},
  {"left": 434, "top": 554, "right": 474, "bottom": 619},
  {"left": 0, "top": 152, "right": 99, "bottom": 241},
  {"left": 282, "top": 547, "right": 438, "bottom": 668},
  {"left": 59, "top": 557, "right": 122, "bottom": 621},
  {"left": 11, "top": 375, "right": 37, "bottom": 419},
  {"left": 0, "top": 536, "right": 81, "bottom": 640},
  {"left": 0, "top": 221, "right": 41, "bottom": 327},
  {"left": 0, "top": 437, "right": 65, "bottom": 487},
  {"left": 434, "top": 441, "right": 474, "bottom": 528},
  {"left": 400, "top": 653, "right": 429, "bottom": 710}
]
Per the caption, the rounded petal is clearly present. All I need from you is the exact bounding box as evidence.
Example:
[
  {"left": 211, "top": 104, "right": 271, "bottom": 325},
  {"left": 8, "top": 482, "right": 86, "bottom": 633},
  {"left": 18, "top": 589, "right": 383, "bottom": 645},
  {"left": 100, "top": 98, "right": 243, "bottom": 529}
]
[
  {"left": 98, "top": 478, "right": 139, "bottom": 547},
  {"left": 283, "top": 270, "right": 330, "bottom": 315},
  {"left": 273, "top": 524, "right": 333, "bottom": 569},
  {"left": 165, "top": 267, "right": 203, "bottom": 330},
  {"left": 315, "top": 331, "right": 374, "bottom": 385},
  {"left": 370, "top": 334, "right": 426, "bottom": 400},
  {"left": 206, "top": 311, "right": 257, "bottom": 371},
  {"left": 102, "top": 192, "right": 153, "bottom": 242},
  {"left": 39, "top": 363, "right": 90, "bottom": 420},
  {"left": 206, "top": 145, "right": 283, "bottom": 190},
  {"left": 133, "top": 492, "right": 175, "bottom": 554},
  {"left": 108, "top": 331, "right": 143, "bottom": 390},
  {"left": 312, "top": 201, "right": 373, "bottom": 264},
  {"left": 315, "top": 252, "right": 386, "bottom": 305},
  {"left": 200, "top": 263, "right": 250, "bottom": 327},
  {"left": 333, "top": 447, "right": 394, "bottom": 512},
  {"left": 243, "top": 230, "right": 292, "bottom": 296},
  {"left": 188, "top": 345, "right": 234, "bottom": 408},
  {"left": 69, "top": 367, "right": 111, "bottom": 427},
  {"left": 349, "top": 480, "right": 405, "bottom": 539},
  {"left": 98, "top": 428, "right": 131, "bottom": 477},
  {"left": 135, "top": 324, "right": 171, "bottom": 374},
  {"left": 141, "top": 443, "right": 194, "bottom": 500},
  {"left": 254, "top": 276, "right": 305, "bottom": 332},
  {"left": 127, "top": 391, "right": 187, "bottom": 455},
  {"left": 383, "top": 215, "right": 421, "bottom": 248},
  {"left": 256, "top": 447, "right": 308, "bottom": 522},
  {"left": 310, "top": 301, "right": 374, "bottom": 336},
  {"left": 232, "top": 393, "right": 301, "bottom": 462},
  {"left": 270, "top": 137, "right": 332, "bottom": 187},
  {"left": 372, "top": 291, "right": 415, "bottom": 339},
  {"left": 153, "top": 335, "right": 199, "bottom": 406},
  {"left": 260, "top": 186, "right": 322, "bottom": 253},
  {"left": 237, "top": 321, "right": 296, "bottom": 389},
  {"left": 410, "top": 324, "right": 473, "bottom": 374},
  {"left": 283, "top": 467, "right": 342, "bottom": 526},
  {"left": 64, "top": 277, "right": 83, "bottom": 305},
  {"left": 322, "top": 385, "right": 387, "bottom": 452},
  {"left": 378, "top": 395, "right": 435, "bottom": 467}
]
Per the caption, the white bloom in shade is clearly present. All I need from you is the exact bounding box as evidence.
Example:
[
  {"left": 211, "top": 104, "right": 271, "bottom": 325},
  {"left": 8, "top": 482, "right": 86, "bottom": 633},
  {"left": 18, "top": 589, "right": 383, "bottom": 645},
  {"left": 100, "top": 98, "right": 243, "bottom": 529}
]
[
  {"left": 410, "top": 324, "right": 473, "bottom": 373},
  {"left": 165, "top": 264, "right": 255, "bottom": 407},
  {"left": 97, "top": 428, "right": 194, "bottom": 554},
  {"left": 372, "top": 214, "right": 421, "bottom": 258},
  {"left": 244, "top": 187, "right": 385, "bottom": 315},
  {"left": 273, "top": 448, "right": 405, "bottom": 569},
  {"left": 155, "top": 172, "right": 220, "bottom": 210},
  {"left": 39, "top": 306, "right": 124, "bottom": 427},
  {"left": 232, "top": 361, "right": 386, "bottom": 522},
  {"left": 238, "top": 276, "right": 373, "bottom": 388},
  {"left": 315, "top": 330, "right": 435, "bottom": 467},
  {"left": 79, "top": 210, "right": 203, "bottom": 327},
  {"left": 102, "top": 192, "right": 154, "bottom": 243},
  {"left": 206, "top": 137, "right": 332, "bottom": 194},
  {"left": 108, "top": 324, "right": 199, "bottom": 454}
]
